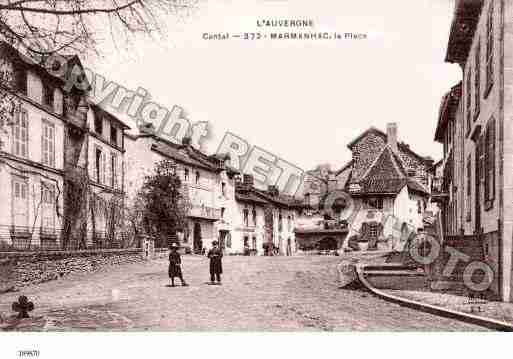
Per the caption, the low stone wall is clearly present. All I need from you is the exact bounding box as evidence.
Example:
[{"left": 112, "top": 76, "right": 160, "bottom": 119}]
[{"left": 0, "top": 248, "right": 142, "bottom": 294}]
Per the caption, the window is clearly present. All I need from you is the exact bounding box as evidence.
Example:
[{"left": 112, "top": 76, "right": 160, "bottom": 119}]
[
  {"left": 243, "top": 236, "right": 249, "bottom": 248},
  {"left": 369, "top": 223, "right": 379, "bottom": 238},
  {"left": 466, "top": 155, "right": 472, "bottom": 222},
  {"left": 252, "top": 236, "right": 257, "bottom": 250},
  {"left": 485, "top": 1, "right": 494, "bottom": 96},
  {"left": 64, "top": 93, "right": 81, "bottom": 117},
  {"left": 195, "top": 171, "right": 200, "bottom": 184},
  {"left": 305, "top": 193, "right": 311, "bottom": 205},
  {"left": 417, "top": 200, "right": 422, "bottom": 214},
  {"left": 221, "top": 207, "right": 225, "bottom": 219},
  {"left": 221, "top": 182, "right": 226, "bottom": 196},
  {"left": 466, "top": 68, "right": 472, "bottom": 136},
  {"left": 94, "top": 116, "right": 103, "bottom": 135},
  {"left": 184, "top": 168, "right": 189, "bottom": 182},
  {"left": 485, "top": 117, "right": 496, "bottom": 207},
  {"left": 287, "top": 215, "right": 292, "bottom": 231},
  {"left": 12, "top": 108, "right": 28, "bottom": 158},
  {"left": 474, "top": 40, "right": 481, "bottom": 120},
  {"left": 42, "top": 82, "right": 54, "bottom": 109},
  {"left": 42, "top": 120, "right": 55, "bottom": 167},
  {"left": 41, "top": 182, "right": 56, "bottom": 230},
  {"left": 13, "top": 64, "right": 27, "bottom": 94},
  {"left": 110, "top": 124, "right": 118, "bottom": 146},
  {"left": 365, "top": 197, "right": 383, "bottom": 210},
  {"left": 95, "top": 148, "right": 106, "bottom": 184},
  {"left": 12, "top": 176, "right": 29, "bottom": 228},
  {"left": 278, "top": 212, "right": 283, "bottom": 231},
  {"left": 111, "top": 153, "right": 118, "bottom": 188},
  {"left": 243, "top": 208, "right": 249, "bottom": 226},
  {"left": 252, "top": 207, "right": 257, "bottom": 225},
  {"left": 407, "top": 170, "right": 416, "bottom": 177}
]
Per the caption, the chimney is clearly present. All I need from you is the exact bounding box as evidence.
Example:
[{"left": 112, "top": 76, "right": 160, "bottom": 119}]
[
  {"left": 386, "top": 122, "right": 398, "bottom": 152},
  {"left": 243, "top": 174, "right": 254, "bottom": 187},
  {"left": 182, "top": 136, "right": 191, "bottom": 146}
]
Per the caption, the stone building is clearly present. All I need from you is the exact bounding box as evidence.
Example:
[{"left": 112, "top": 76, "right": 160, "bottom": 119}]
[
  {"left": 434, "top": 0, "right": 513, "bottom": 301},
  {"left": 252, "top": 185, "right": 302, "bottom": 256},
  {"left": 230, "top": 174, "right": 269, "bottom": 255},
  {"left": 0, "top": 42, "right": 91, "bottom": 249},
  {"left": 85, "top": 104, "right": 130, "bottom": 246},
  {"left": 298, "top": 123, "right": 433, "bottom": 251},
  {"left": 124, "top": 131, "right": 238, "bottom": 252}
]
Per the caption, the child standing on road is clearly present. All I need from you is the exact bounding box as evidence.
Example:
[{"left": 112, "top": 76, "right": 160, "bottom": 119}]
[
  {"left": 207, "top": 240, "right": 223, "bottom": 285},
  {"left": 169, "top": 243, "right": 188, "bottom": 287}
]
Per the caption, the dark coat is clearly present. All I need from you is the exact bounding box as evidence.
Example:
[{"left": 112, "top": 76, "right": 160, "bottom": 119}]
[
  {"left": 168, "top": 251, "right": 182, "bottom": 278},
  {"left": 207, "top": 247, "right": 223, "bottom": 274}
]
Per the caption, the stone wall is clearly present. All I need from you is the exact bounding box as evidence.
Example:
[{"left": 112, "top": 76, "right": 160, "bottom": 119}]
[{"left": 0, "top": 248, "right": 142, "bottom": 293}]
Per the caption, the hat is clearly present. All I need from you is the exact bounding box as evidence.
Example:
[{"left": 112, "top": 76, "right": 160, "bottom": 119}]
[{"left": 212, "top": 240, "right": 218, "bottom": 246}]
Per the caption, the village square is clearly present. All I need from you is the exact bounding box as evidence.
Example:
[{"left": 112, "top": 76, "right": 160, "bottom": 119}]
[{"left": 1, "top": 0, "right": 513, "bottom": 334}]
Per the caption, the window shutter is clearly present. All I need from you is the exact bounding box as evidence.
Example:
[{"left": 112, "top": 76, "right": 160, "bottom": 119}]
[
  {"left": 491, "top": 118, "right": 496, "bottom": 199},
  {"left": 485, "top": 125, "right": 490, "bottom": 200}
]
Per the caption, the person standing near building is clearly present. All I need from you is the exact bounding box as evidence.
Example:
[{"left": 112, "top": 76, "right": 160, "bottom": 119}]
[
  {"left": 169, "top": 243, "right": 188, "bottom": 287},
  {"left": 208, "top": 240, "right": 223, "bottom": 285}
]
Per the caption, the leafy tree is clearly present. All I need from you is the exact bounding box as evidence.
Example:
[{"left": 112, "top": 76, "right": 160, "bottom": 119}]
[{"left": 137, "top": 159, "right": 190, "bottom": 248}]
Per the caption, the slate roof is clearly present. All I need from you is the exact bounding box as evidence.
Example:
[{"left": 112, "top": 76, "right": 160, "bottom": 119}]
[
  {"left": 151, "top": 141, "right": 220, "bottom": 172},
  {"left": 346, "top": 126, "right": 432, "bottom": 164},
  {"left": 235, "top": 190, "right": 269, "bottom": 206},
  {"left": 0, "top": 41, "right": 91, "bottom": 91},
  {"left": 354, "top": 146, "right": 429, "bottom": 197},
  {"left": 90, "top": 103, "right": 131, "bottom": 130}
]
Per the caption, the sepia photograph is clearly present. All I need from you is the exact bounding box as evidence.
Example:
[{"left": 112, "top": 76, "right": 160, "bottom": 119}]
[{"left": 0, "top": 0, "right": 511, "bottom": 357}]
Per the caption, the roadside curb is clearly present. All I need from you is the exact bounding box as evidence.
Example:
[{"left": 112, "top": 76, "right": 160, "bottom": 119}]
[{"left": 355, "top": 264, "right": 513, "bottom": 332}]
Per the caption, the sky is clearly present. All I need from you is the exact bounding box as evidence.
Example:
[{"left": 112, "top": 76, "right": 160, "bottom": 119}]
[{"left": 85, "top": 0, "right": 462, "bottom": 173}]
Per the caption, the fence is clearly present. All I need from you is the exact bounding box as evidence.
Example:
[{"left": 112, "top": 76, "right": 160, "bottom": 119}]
[{"left": 0, "top": 225, "right": 140, "bottom": 251}]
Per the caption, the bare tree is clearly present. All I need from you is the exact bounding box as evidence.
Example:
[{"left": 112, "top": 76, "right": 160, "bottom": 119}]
[{"left": 0, "top": 0, "right": 198, "bottom": 58}]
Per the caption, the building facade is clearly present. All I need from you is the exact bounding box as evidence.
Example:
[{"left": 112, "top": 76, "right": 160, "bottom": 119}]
[
  {"left": 435, "top": 0, "right": 513, "bottom": 301},
  {"left": 124, "top": 132, "right": 240, "bottom": 252},
  {"left": 0, "top": 43, "right": 88, "bottom": 249}
]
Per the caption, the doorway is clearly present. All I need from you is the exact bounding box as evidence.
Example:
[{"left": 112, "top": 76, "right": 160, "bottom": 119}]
[{"left": 193, "top": 222, "right": 202, "bottom": 254}]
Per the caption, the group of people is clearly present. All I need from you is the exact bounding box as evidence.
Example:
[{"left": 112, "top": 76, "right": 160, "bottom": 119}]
[{"left": 168, "top": 240, "right": 224, "bottom": 287}]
